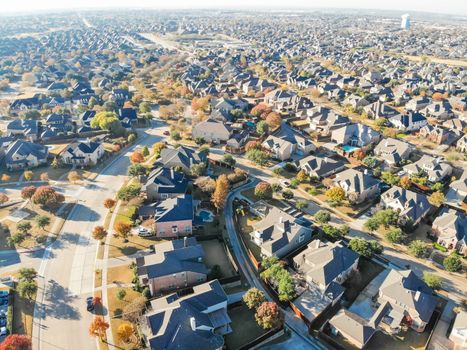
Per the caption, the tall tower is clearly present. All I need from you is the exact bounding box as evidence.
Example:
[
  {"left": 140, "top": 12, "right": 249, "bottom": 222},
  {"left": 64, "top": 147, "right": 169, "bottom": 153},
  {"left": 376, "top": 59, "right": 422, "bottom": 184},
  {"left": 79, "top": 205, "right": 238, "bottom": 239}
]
[{"left": 401, "top": 14, "right": 411, "bottom": 30}]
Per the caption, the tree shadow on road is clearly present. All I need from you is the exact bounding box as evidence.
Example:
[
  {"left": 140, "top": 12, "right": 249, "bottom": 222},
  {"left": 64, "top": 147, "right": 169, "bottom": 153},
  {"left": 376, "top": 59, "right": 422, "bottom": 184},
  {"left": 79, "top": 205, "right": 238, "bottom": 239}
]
[
  {"left": 39, "top": 280, "right": 81, "bottom": 320},
  {"left": 65, "top": 203, "right": 101, "bottom": 222}
]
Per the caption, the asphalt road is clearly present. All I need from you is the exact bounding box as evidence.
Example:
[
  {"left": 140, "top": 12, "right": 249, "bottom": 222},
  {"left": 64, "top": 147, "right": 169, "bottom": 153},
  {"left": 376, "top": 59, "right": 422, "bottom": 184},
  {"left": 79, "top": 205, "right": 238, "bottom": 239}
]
[{"left": 29, "top": 123, "right": 165, "bottom": 350}]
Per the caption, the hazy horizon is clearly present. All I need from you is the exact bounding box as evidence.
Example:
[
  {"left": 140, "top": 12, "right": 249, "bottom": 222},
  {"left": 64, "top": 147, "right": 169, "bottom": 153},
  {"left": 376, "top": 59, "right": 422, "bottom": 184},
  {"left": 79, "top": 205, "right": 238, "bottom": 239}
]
[{"left": 1, "top": 0, "right": 466, "bottom": 16}]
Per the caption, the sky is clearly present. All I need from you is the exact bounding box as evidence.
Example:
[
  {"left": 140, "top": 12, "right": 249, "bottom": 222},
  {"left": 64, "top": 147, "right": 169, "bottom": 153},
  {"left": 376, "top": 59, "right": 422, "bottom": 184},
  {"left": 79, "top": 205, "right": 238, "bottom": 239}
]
[{"left": 1, "top": 0, "right": 465, "bottom": 16}]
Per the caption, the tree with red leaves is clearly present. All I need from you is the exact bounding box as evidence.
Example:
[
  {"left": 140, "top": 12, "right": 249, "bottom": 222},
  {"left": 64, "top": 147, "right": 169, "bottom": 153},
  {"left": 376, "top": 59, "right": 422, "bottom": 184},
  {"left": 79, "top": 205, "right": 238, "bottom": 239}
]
[
  {"left": 21, "top": 186, "right": 37, "bottom": 201},
  {"left": 0, "top": 334, "right": 32, "bottom": 350},
  {"left": 31, "top": 186, "right": 65, "bottom": 207},
  {"left": 255, "top": 302, "right": 283, "bottom": 329}
]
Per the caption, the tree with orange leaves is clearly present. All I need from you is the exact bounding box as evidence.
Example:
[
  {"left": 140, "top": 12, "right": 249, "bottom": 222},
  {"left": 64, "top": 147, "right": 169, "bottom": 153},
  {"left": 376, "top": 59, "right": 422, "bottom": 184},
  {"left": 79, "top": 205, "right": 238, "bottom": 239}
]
[
  {"left": 89, "top": 317, "right": 109, "bottom": 340},
  {"left": 103, "top": 198, "right": 116, "bottom": 211},
  {"left": 130, "top": 150, "right": 145, "bottom": 163}
]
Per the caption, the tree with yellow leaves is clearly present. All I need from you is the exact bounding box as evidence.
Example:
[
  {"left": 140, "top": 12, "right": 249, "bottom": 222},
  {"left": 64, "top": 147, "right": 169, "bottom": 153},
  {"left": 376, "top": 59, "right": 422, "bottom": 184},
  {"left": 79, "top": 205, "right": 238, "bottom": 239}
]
[
  {"left": 211, "top": 174, "right": 229, "bottom": 211},
  {"left": 117, "top": 322, "right": 135, "bottom": 343}
]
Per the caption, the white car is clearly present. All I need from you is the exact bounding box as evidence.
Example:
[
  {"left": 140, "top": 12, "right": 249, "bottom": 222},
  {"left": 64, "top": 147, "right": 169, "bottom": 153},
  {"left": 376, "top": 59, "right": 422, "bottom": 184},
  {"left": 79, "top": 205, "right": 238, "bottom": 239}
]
[
  {"left": 280, "top": 180, "right": 291, "bottom": 188},
  {"left": 137, "top": 227, "right": 152, "bottom": 237}
]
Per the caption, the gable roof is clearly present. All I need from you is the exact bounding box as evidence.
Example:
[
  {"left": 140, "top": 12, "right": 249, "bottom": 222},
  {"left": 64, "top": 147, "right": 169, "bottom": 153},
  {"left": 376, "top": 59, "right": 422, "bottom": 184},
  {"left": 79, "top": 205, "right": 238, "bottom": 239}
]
[
  {"left": 293, "top": 240, "right": 359, "bottom": 290},
  {"left": 146, "top": 280, "right": 228, "bottom": 350},
  {"left": 137, "top": 237, "right": 207, "bottom": 279}
]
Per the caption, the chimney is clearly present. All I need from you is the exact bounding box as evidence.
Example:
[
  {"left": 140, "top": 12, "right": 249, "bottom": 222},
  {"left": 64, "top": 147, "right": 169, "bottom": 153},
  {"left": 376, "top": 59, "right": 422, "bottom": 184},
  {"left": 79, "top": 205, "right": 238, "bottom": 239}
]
[{"left": 184, "top": 236, "right": 188, "bottom": 248}]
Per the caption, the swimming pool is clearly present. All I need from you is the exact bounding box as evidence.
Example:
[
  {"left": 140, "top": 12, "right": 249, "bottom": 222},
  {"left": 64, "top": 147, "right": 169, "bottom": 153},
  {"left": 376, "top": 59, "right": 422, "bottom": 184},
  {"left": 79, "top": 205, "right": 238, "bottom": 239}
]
[
  {"left": 341, "top": 145, "right": 360, "bottom": 153},
  {"left": 197, "top": 209, "right": 214, "bottom": 222}
]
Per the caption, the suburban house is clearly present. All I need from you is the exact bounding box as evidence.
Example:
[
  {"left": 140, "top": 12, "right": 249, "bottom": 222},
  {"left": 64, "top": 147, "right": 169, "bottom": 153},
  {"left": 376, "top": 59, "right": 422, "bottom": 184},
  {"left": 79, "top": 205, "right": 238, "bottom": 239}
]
[
  {"left": 142, "top": 167, "right": 189, "bottom": 201},
  {"left": 138, "top": 194, "right": 196, "bottom": 238},
  {"left": 333, "top": 169, "right": 380, "bottom": 204},
  {"left": 45, "top": 113, "right": 74, "bottom": 133},
  {"left": 262, "top": 124, "right": 316, "bottom": 161},
  {"left": 456, "top": 135, "right": 467, "bottom": 153},
  {"left": 403, "top": 155, "right": 452, "bottom": 183},
  {"left": 432, "top": 208, "right": 466, "bottom": 255},
  {"left": 307, "top": 108, "right": 350, "bottom": 134},
  {"left": 449, "top": 311, "right": 467, "bottom": 349},
  {"left": 225, "top": 130, "right": 249, "bottom": 154},
  {"left": 4, "top": 140, "right": 49, "bottom": 170},
  {"left": 293, "top": 240, "right": 359, "bottom": 302},
  {"left": 291, "top": 240, "right": 360, "bottom": 328},
  {"left": 378, "top": 270, "right": 437, "bottom": 333},
  {"left": 158, "top": 146, "right": 207, "bottom": 174},
  {"left": 192, "top": 118, "right": 232, "bottom": 144},
  {"left": 418, "top": 125, "right": 454, "bottom": 145},
  {"left": 405, "top": 96, "right": 430, "bottom": 111},
  {"left": 297, "top": 155, "right": 346, "bottom": 179},
  {"left": 380, "top": 186, "right": 431, "bottom": 226},
  {"left": 363, "top": 100, "right": 400, "bottom": 119},
  {"left": 373, "top": 138, "right": 414, "bottom": 166},
  {"left": 59, "top": 139, "right": 104, "bottom": 166},
  {"left": 389, "top": 112, "right": 428, "bottom": 132},
  {"left": 331, "top": 123, "right": 381, "bottom": 148},
  {"left": 445, "top": 173, "right": 467, "bottom": 210},
  {"left": 136, "top": 237, "right": 208, "bottom": 295},
  {"left": 6, "top": 119, "right": 39, "bottom": 141},
  {"left": 251, "top": 207, "right": 313, "bottom": 258},
  {"left": 143, "top": 280, "right": 231, "bottom": 350},
  {"left": 329, "top": 309, "right": 379, "bottom": 349}
]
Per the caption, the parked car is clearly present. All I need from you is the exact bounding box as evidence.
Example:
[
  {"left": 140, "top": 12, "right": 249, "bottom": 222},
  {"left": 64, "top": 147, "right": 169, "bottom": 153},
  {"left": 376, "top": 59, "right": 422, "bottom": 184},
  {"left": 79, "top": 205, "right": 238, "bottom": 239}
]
[
  {"left": 280, "top": 180, "right": 291, "bottom": 188},
  {"left": 163, "top": 130, "right": 170, "bottom": 136},
  {"left": 86, "top": 297, "right": 94, "bottom": 311},
  {"left": 138, "top": 227, "right": 152, "bottom": 237},
  {"left": 0, "top": 326, "right": 6, "bottom": 336}
]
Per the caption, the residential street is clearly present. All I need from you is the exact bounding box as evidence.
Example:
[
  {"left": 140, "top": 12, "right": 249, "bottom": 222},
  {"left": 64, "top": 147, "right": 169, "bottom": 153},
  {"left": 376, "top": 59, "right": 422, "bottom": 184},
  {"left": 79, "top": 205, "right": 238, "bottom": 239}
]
[
  {"left": 210, "top": 149, "right": 467, "bottom": 304},
  {"left": 26, "top": 123, "right": 164, "bottom": 350}
]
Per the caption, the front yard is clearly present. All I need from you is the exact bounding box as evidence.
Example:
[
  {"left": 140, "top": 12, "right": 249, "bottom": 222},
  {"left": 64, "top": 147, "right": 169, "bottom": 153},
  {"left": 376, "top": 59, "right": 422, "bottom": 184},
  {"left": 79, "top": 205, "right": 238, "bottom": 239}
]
[{"left": 107, "top": 286, "right": 143, "bottom": 349}]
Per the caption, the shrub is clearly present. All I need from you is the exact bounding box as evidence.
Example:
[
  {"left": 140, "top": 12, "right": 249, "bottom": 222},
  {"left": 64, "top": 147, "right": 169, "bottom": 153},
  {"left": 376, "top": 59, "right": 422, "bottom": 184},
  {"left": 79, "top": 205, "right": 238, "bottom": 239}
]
[
  {"left": 423, "top": 272, "right": 442, "bottom": 290},
  {"left": 254, "top": 182, "right": 273, "bottom": 200},
  {"left": 408, "top": 240, "right": 431, "bottom": 258},
  {"left": 443, "top": 254, "right": 462, "bottom": 272},
  {"left": 314, "top": 210, "right": 331, "bottom": 224}
]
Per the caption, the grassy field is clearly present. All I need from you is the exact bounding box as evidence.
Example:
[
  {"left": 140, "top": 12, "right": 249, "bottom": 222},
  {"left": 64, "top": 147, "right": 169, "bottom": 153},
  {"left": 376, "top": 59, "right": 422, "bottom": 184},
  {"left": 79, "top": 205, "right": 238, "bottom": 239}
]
[
  {"left": 108, "top": 234, "right": 165, "bottom": 259},
  {"left": 107, "top": 264, "right": 134, "bottom": 286},
  {"left": 0, "top": 201, "right": 75, "bottom": 250}
]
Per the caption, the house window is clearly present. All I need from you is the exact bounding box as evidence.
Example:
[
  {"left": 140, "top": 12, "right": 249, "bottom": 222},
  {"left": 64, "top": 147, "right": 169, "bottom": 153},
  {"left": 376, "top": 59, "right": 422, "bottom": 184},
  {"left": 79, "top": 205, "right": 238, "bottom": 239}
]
[
  {"left": 172, "top": 226, "right": 178, "bottom": 234},
  {"left": 197, "top": 276, "right": 204, "bottom": 282},
  {"left": 185, "top": 226, "right": 191, "bottom": 233},
  {"left": 159, "top": 228, "right": 165, "bottom": 234},
  {"left": 161, "top": 194, "right": 168, "bottom": 199},
  {"left": 298, "top": 234, "right": 305, "bottom": 243}
]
